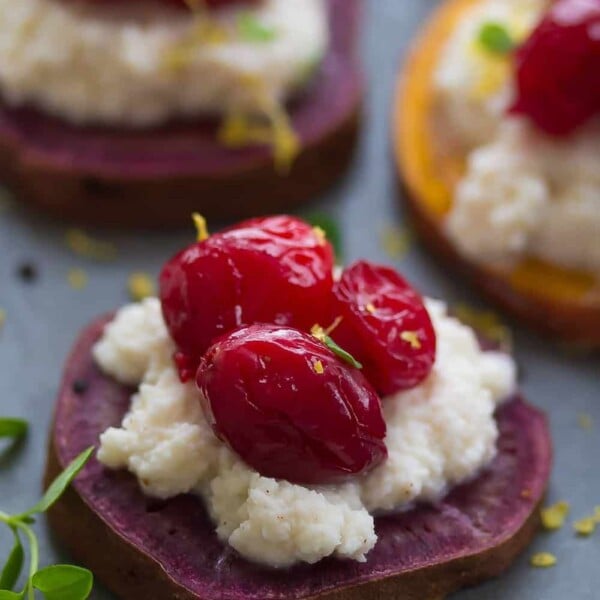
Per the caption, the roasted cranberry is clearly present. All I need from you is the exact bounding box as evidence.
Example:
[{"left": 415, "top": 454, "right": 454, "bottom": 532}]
[
  {"left": 160, "top": 216, "right": 334, "bottom": 381},
  {"left": 511, "top": 0, "right": 600, "bottom": 136},
  {"left": 328, "top": 261, "right": 436, "bottom": 396},
  {"left": 197, "top": 324, "right": 387, "bottom": 484}
]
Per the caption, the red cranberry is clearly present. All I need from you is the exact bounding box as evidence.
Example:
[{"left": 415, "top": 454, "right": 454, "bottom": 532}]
[
  {"left": 328, "top": 261, "right": 436, "bottom": 396},
  {"left": 511, "top": 0, "right": 600, "bottom": 136},
  {"left": 197, "top": 324, "right": 387, "bottom": 484},
  {"left": 160, "top": 216, "right": 334, "bottom": 381}
]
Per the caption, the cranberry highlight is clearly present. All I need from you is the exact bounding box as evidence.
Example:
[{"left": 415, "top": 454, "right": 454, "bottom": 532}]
[
  {"left": 329, "top": 261, "right": 436, "bottom": 396},
  {"left": 197, "top": 324, "right": 387, "bottom": 485}
]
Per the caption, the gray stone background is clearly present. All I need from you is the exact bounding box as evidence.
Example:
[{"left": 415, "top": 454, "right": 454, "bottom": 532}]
[{"left": 0, "top": 0, "right": 598, "bottom": 598}]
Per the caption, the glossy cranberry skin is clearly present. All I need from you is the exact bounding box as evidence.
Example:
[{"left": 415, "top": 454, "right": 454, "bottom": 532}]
[
  {"left": 328, "top": 261, "right": 436, "bottom": 396},
  {"left": 197, "top": 324, "right": 387, "bottom": 484},
  {"left": 511, "top": 0, "right": 600, "bottom": 136},
  {"left": 160, "top": 216, "right": 334, "bottom": 381}
]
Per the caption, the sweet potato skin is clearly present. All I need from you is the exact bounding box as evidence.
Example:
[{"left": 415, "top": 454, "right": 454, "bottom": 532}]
[
  {"left": 394, "top": 0, "right": 600, "bottom": 348},
  {"left": 45, "top": 441, "right": 542, "bottom": 600},
  {"left": 43, "top": 315, "right": 551, "bottom": 600},
  {"left": 0, "top": 0, "right": 362, "bottom": 228},
  {"left": 1, "top": 108, "right": 360, "bottom": 228}
]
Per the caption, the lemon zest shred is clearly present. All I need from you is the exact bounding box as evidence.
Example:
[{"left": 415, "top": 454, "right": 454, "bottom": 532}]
[
  {"left": 594, "top": 507, "right": 600, "bottom": 523},
  {"left": 0, "top": 308, "right": 6, "bottom": 330},
  {"left": 312, "top": 226, "right": 327, "bottom": 245},
  {"left": 400, "top": 331, "right": 422, "bottom": 350},
  {"left": 65, "top": 229, "right": 117, "bottom": 262},
  {"left": 192, "top": 213, "right": 210, "bottom": 242},
  {"left": 128, "top": 272, "right": 156, "bottom": 302},
  {"left": 67, "top": 268, "right": 88, "bottom": 290},
  {"left": 313, "top": 359, "right": 324, "bottom": 375},
  {"left": 161, "top": 15, "right": 229, "bottom": 73},
  {"left": 578, "top": 413, "right": 593, "bottom": 431},
  {"left": 540, "top": 501, "right": 570, "bottom": 531},
  {"left": 530, "top": 552, "right": 557, "bottom": 568},
  {"left": 574, "top": 517, "right": 596, "bottom": 537},
  {"left": 311, "top": 324, "right": 327, "bottom": 343},
  {"left": 325, "top": 316, "right": 343, "bottom": 336},
  {"left": 380, "top": 224, "right": 413, "bottom": 260}
]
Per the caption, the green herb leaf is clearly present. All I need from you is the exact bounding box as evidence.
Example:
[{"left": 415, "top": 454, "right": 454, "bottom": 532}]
[
  {"left": 478, "top": 22, "right": 516, "bottom": 55},
  {"left": 19, "top": 447, "right": 94, "bottom": 519},
  {"left": 0, "top": 590, "right": 22, "bottom": 599},
  {"left": 0, "top": 419, "right": 28, "bottom": 440},
  {"left": 323, "top": 335, "right": 362, "bottom": 369},
  {"left": 32, "top": 565, "right": 93, "bottom": 600},
  {"left": 0, "top": 529, "right": 24, "bottom": 591},
  {"left": 238, "top": 13, "right": 277, "bottom": 43},
  {"left": 304, "top": 212, "right": 343, "bottom": 261}
]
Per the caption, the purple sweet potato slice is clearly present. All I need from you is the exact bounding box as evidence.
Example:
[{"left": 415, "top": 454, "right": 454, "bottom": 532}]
[
  {"left": 0, "top": 0, "right": 362, "bottom": 227},
  {"left": 45, "top": 315, "right": 552, "bottom": 600}
]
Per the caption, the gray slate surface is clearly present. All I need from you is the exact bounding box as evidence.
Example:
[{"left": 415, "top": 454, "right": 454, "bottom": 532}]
[{"left": 0, "top": 0, "right": 599, "bottom": 598}]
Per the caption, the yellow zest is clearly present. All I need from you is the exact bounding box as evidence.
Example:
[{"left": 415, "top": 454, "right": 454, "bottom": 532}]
[
  {"left": 312, "top": 316, "right": 344, "bottom": 343},
  {"left": 578, "top": 413, "right": 593, "bottom": 431},
  {"left": 574, "top": 517, "right": 596, "bottom": 537},
  {"left": 128, "top": 272, "right": 156, "bottom": 302},
  {"left": 162, "top": 18, "right": 229, "bottom": 73},
  {"left": 192, "top": 212, "right": 210, "bottom": 242},
  {"left": 530, "top": 552, "right": 557, "bottom": 568},
  {"left": 400, "top": 331, "right": 422, "bottom": 349},
  {"left": 311, "top": 324, "right": 327, "bottom": 343},
  {"left": 453, "top": 303, "right": 512, "bottom": 349},
  {"left": 540, "top": 501, "right": 570, "bottom": 531},
  {"left": 67, "top": 268, "right": 88, "bottom": 290},
  {"left": 313, "top": 226, "right": 327, "bottom": 245},
  {"left": 365, "top": 303, "right": 376, "bottom": 314},
  {"left": 468, "top": 40, "right": 510, "bottom": 100},
  {"left": 0, "top": 308, "right": 6, "bottom": 330},
  {"left": 312, "top": 359, "right": 324, "bottom": 375},
  {"left": 217, "top": 73, "right": 300, "bottom": 173},
  {"left": 219, "top": 108, "right": 300, "bottom": 174},
  {"left": 65, "top": 229, "right": 117, "bottom": 262},
  {"left": 380, "top": 224, "right": 412, "bottom": 260}
]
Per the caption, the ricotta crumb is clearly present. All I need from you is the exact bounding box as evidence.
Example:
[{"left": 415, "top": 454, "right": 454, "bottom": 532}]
[
  {"left": 435, "top": 0, "right": 600, "bottom": 276},
  {"left": 95, "top": 297, "right": 516, "bottom": 567},
  {"left": 0, "top": 0, "right": 328, "bottom": 126}
]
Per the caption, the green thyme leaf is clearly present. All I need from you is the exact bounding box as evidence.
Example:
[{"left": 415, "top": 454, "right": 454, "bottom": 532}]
[
  {"left": 0, "top": 529, "right": 24, "bottom": 591},
  {"left": 304, "top": 212, "right": 343, "bottom": 262},
  {"left": 323, "top": 335, "right": 362, "bottom": 369},
  {"left": 478, "top": 22, "right": 515, "bottom": 55},
  {"left": 238, "top": 13, "right": 277, "bottom": 43},
  {"left": 0, "top": 419, "right": 28, "bottom": 440},
  {"left": 19, "top": 447, "right": 94, "bottom": 519},
  {"left": 0, "top": 590, "right": 22, "bottom": 599},
  {"left": 32, "top": 565, "right": 93, "bottom": 600}
]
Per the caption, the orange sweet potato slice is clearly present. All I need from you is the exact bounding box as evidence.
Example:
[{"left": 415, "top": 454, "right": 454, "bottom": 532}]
[{"left": 394, "top": 0, "right": 600, "bottom": 347}]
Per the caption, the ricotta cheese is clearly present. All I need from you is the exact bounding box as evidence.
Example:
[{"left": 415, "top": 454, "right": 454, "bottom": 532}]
[
  {"left": 435, "top": 0, "right": 600, "bottom": 275},
  {"left": 0, "top": 0, "right": 328, "bottom": 126},
  {"left": 96, "top": 298, "right": 515, "bottom": 567}
]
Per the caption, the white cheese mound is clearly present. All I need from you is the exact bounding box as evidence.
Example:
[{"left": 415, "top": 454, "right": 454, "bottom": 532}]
[
  {"left": 96, "top": 298, "right": 516, "bottom": 567},
  {"left": 435, "top": 0, "right": 600, "bottom": 276},
  {"left": 0, "top": 0, "right": 328, "bottom": 126},
  {"left": 446, "top": 120, "right": 600, "bottom": 273}
]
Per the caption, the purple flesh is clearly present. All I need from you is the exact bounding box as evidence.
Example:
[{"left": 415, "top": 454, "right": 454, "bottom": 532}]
[
  {"left": 0, "top": 0, "right": 361, "bottom": 179},
  {"left": 52, "top": 315, "right": 552, "bottom": 600}
]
